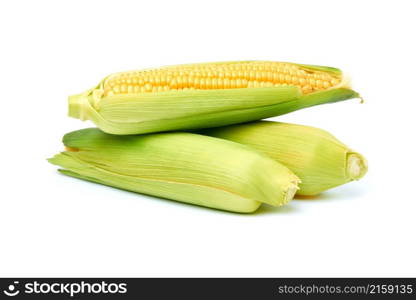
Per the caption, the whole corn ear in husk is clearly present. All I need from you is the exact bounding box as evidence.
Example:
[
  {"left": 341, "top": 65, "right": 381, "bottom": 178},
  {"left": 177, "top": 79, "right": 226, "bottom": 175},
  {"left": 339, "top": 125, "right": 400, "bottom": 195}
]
[
  {"left": 200, "top": 121, "right": 367, "bottom": 196},
  {"left": 48, "top": 128, "right": 300, "bottom": 213},
  {"left": 68, "top": 61, "right": 359, "bottom": 135}
]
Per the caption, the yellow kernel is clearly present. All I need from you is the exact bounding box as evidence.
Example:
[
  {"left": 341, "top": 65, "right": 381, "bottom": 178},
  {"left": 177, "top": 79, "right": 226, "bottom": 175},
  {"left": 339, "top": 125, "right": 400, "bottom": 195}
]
[
  {"left": 331, "top": 78, "right": 340, "bottom": 85},
  {"left": 194, "top": 78, "right": 200, "bottom": 89},
  {"left": 224, "top": 78, "right": 230, "bottom": 89},
  {"left": 298, "top": 70, "right": 307, "bottom": 76},
  {"left": 200, "top": 78, "right": 206, "bottom": 89},
  {"left": 302, "top": 85, "right": 312, "bottom": 93},
  {"left": 322, "top": 74, "right": 332, "bottom": 81},
  {"left": 179, "top": 77, "right": 186, "bottom": 88},
  {"left": 211, "top": 78, "right": 218, "bottom": 89},
  {"left": 292, "top": 77, "right": 299, "bottom": 84},
  {"left": 231, "top": 79, "right": 238, "bottom": 88},
  {"left": 185, "top": 76, "right": 191, "bottom": 87},
  {"left": 309, "top": 78, "right": 316, "bottom": 86},
  {"left": 316, "top": 80, "right": 323, "bottom": 88},
  {"left": 206, "top": 78, "right": 212, "bottom": 88},
  {"left": 217, "top": 78, "right": 223, "bottom": 88}
]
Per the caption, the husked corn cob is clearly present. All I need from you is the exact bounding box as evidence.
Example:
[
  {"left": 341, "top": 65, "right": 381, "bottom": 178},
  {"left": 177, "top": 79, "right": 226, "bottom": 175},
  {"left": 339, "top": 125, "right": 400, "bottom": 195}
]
[
  {"left": 200, "top": 121, "right": 367, "bottom": 196},
  {"left": 48, "top": 128, "right": 300, "bottom": 213},
  {"left": 68, "top": 61, "right": 359, "bottom": 135}
]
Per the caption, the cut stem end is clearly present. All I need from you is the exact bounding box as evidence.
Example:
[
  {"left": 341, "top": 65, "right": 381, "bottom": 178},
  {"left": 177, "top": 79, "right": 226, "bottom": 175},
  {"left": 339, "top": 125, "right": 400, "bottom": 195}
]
[
  {"left": 68, "top": 93, "right": 87, "bottom": 120},
  {"left": 346, "top": 152, "right": 368, "bottom": 180},
  {"left": 285, "top": 186, "right": 298, "bottom": 203}
]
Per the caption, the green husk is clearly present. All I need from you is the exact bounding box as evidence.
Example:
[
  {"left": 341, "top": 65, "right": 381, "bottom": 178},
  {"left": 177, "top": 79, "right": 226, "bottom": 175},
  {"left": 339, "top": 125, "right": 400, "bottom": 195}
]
[
  {"left": 200, "top": 121, "right": 367, "bottom": 196},
  {"left": 68, "top": 61, "right": 359, "bottom": 135},
  {"left": 48, "top": 128, "right": 300, "bottom": 213}
]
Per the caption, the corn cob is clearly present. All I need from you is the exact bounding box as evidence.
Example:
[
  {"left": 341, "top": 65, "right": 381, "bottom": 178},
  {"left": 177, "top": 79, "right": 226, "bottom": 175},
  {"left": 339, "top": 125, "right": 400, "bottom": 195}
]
[
  {"left": 48, "top": 128, "right": 300, "bottom": 213},
  {"left": 200, "top": 121, "right": 367, "bottom": 196},
  {"left": 68, "top": 61, "right": 359, "bottom": 135}
]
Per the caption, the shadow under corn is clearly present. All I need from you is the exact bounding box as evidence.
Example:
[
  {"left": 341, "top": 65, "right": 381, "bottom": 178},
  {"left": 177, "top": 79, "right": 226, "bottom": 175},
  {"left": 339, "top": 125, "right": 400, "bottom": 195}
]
[{"left": 294, "top": 183, "right": 369, "bottom": 202}]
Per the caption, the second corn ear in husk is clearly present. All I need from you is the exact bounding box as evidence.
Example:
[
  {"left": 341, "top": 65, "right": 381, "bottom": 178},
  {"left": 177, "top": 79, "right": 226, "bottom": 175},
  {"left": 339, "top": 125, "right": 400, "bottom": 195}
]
[
  {"left": 68, "top": 61, "right": 359, "bottom": 135},
  {"left": 48, "top": 128, "right": 300, "bottom": 213},
  {"left": 200, "top": 121, "right": 367, "bottom": 196}
]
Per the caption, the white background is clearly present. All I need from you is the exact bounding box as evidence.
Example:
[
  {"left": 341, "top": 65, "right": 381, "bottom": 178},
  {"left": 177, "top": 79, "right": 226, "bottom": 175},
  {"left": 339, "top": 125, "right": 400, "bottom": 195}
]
[{"left": 1, "top": 0, "right": 415, "bottom": 277}]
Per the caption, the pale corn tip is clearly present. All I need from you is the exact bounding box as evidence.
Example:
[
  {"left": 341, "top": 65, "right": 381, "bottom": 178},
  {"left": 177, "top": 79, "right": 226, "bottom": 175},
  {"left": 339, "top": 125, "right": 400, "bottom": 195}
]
[
  {"left": 284, "top": 184, "right": 300, "bottom": 204},
  {"left": 336, "top": 73, "right": 351, "bottom": 90},
  {"left": 346, "top": 153, "right": 368, "bottom": 180}
]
